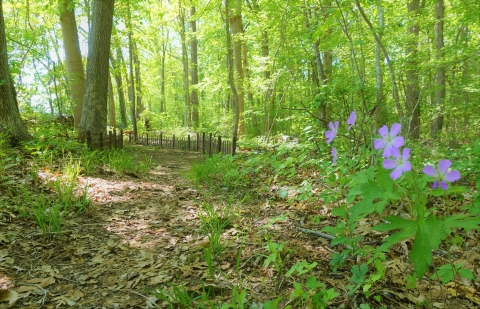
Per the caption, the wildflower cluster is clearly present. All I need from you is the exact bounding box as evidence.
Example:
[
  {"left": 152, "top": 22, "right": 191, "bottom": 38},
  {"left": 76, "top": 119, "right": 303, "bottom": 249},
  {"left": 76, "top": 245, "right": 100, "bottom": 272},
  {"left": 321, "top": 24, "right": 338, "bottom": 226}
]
[
  {"left": 372, "top": 123, "right": 460, "bottom": 189},
  {"left": 324, "top": 110, "right": 356, "bottom": 164}
]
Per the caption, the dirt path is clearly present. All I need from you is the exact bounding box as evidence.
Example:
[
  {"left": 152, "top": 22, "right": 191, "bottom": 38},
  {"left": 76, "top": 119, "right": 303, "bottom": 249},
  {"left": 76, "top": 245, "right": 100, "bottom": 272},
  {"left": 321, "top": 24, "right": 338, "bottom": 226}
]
[{"left": 1, "top": 147, "right": 213, "bottom": 308}]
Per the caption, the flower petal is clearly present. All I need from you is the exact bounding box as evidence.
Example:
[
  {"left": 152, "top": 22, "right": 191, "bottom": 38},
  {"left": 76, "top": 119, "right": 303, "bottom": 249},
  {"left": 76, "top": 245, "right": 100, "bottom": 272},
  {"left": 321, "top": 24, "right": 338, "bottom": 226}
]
[
  {"left": 328, "top": 121, "right": 335, "bottom": 131},
  {"left": 439, "top": 182, "right": 449, "bottom": 190},
  {"left": 383, "top": 159, "right": 396, "bottom": 169},
  {"left": 333, "top": 121, "right": 339, "bottom": 130},
  {"left": 445, "top": 170, "right": 460, "bottom": 183},
  {"left": 374, "top": 139, "right": 385, "bottom": 150},
  {"left": 378, "top": 125, "right": 388, "bottom": 137},
  {"left": 402, "top": 148, "right": 411, "bottom": 160},
  {"left": 391, "top": 136, "right": 405, "bottom": 149},
  {"left": 402, "top": 161, "right": 411, "bottom": 172},
  {"left": 332, "top": 147, "right": 337, "bottom": 156},
  {"left": 438, "top": 160, "right": 452, "bottom": 175},
  {"left": 383, "top": 144, "right": 393, "bottom": 157},
  {"left": 390, "top": 123, "right": 402, "bottom": 137},
  {"left": 432, "top": 181, "right": 439, "bottom": 189},
  {"left": 390, "top": 147, "right": 401, "bottom": 159},
  {"left": 390, "top": 166, "right": 403, "bottom": 180},
  {"left": 423, "top": 166, "right": 436, "bottom": 176}
]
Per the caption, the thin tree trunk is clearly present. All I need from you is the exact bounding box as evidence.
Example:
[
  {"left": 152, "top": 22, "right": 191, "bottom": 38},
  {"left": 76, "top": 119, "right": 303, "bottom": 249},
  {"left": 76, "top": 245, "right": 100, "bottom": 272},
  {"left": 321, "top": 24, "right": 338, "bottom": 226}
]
[
  {"left": 229, "top": 8, "right": 245, "bottom": 136},
  {"left": 59, "top": 0, "right": 85, "bottom": 128},
  {"left": 431, "top": 0, "right": 445, "bottom": 137},
  {"left": 127, "top": 0, "right": 137, "bottom": 138},
  {"left": 112, "top": 47, "right": 128, "bottom": 128},
  {"left": 374, "top": 0, "right": 384, "bottom": 128},
  {"left": 179, "top": 0, "right": 190, "bottom": 127},
  {"left": 405, "top": 0, "right": 421, "bottom": 139},
  {"left": 108, "top": 72, "right": 115, "bottom": 128},
  {"left": 190, "top": 6, "right": 199, "bottom": 127},
  {"left": 355, "top": 0, "right": 404, "bottom": 122},
  {"left": 225, "top": 0, "right": 238, "bottom": 154}
]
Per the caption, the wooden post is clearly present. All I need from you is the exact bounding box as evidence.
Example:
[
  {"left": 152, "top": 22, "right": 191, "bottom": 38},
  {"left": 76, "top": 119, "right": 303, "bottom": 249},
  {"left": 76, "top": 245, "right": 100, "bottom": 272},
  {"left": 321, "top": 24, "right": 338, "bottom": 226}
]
[
  {"left": 160, "top": 133, "right": 163, "bottom": 147},
  {"left": 146, "top": 133, "right": 149, "bottom": 146},
  {"left": 231, "top": 136, "right": 236, "bottom": 156},
  {"left": 202, "top": 132, "right": 206, "bottom": 154},
  {"left": 196, "top": 133, "right": 200, "bottom": 151},
  {"left": 173, "top": 134, "right": 175, "bottom": 149},
  {"left": 209, "top": 133, "right": 212, "bottom": 156},
  {"left": 188, "top": 135, "right": 191, "bottom": 150},
  {"left": 113, "top": 129, "right": 117, "bottom": 149},
  {"left": 99, "top": 133, "right": 104, "bottom": 150},
  {"left": 128, "top": 131, "right": 132, "bottom": 143},
  {"left": 86, "top": 130, "right": 92, "bottom": 150},
  {"left": 217, "top": 136, "right": 222, "bottom": 154}
]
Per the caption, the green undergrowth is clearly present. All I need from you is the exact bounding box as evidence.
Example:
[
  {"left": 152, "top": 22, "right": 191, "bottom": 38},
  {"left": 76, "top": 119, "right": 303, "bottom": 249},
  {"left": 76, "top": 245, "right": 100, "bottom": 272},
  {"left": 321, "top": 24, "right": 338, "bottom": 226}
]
[
  {"left": 186, "top": 134, "right": 480, "bottom": 308},
  {"left": 0, "top": 127, "right": 152, "bottom": 236}
]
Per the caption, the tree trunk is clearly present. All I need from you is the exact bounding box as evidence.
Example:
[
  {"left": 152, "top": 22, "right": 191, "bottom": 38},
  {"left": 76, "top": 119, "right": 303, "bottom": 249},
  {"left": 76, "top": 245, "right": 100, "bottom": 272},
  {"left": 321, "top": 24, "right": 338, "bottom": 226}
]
[
  {"left": 374, "top": 0, "right": 384, "bottom": 128},
  {"left": 405, "top": 0, "right": 421, "bottom": 139},
  {"left": 79, "top": 0, "right": 114, "bottom": 136},
  {"left": 0, "top": 0, "right": 31, "bottom": 143},
  {"left": 225, "top": 0, "right": 238, "bottom": 154},
  {"left": 108, "top": 72, "right": 115, "bottom": 128},
  {"left": 160, "top": 31, "right": 167, "bottom": 113},
  {"left": 112, "top": 47, "right": 128, "bottom": 128},
  {"left": 229, "top": 10, "right": 245, "bottom": 136},
  {"left": 190, "top": 6, "right": 199, "bottom": 127},
  {"left": 179, "top": 1, "right": 190, "bottom": 127},
  {"left": 59, "top": 0, "right": 85, "bottom": 129},
  {"left": 133, "top": 40, "right": 144, "bottom": 119},
  {"left": 431, "top": 0, "right": 445, "bottom": 137},
  {"left": 127, "top": 0, "right": 137, "bottom": 138}
]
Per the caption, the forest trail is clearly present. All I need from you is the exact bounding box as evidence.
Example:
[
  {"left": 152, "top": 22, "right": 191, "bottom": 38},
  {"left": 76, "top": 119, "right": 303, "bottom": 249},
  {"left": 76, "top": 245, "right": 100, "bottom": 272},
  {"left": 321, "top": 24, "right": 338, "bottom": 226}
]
[{"left": 1, "top": 147, "right": 215, "bottom": 308}]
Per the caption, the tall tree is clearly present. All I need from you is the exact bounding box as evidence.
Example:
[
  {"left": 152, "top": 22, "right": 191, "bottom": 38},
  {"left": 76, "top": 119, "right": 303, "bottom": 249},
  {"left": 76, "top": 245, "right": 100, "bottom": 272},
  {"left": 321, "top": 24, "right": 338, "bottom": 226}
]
[
  {"left": 405, "top": 0, "right": 422, "bottom": 139},
  {"left": 79, "top": 0, "right": 114, "bottom": 136},
  {"left": 111, "top": 46, "right": 128, "bottom": 128},
  {"left": 431, "top": 0, "right": 445, "bottom": 137},
  {"left": 229, "top": 0, "right": 246, "bottom": 136},
  {"left": 59, "top": 0, "right": 85, "bottom": 128},
  {"left": 178, "top": 0, "right": 190, "bottom": 126},
  {"left": 126, "top": 0, "right": 138, "bottom": 137},
  {"left": 190, "top": 5, "right": 199, "bottom": 127},
  {"left": 0, "top": 0, "right": 31, "bottom": 143}
]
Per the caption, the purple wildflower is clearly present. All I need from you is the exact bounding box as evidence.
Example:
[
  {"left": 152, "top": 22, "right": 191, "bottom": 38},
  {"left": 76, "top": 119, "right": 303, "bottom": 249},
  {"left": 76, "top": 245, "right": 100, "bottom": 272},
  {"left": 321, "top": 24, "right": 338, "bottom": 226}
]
[
  {"left": 423, "top": 160, "right": 461, "bottom": 190},
  {"left": 347, "top": 110, "right": 356, "bottom": 130},
  {"left": 332, "top": 147, "right": 337, "bottom": 165},
  {"left": 374, "top": 123, "right": 405, "bottom": 157},
  {"left": 383, "top": 147, "right": 411, "bottom": 180},
  {"left": 325, "top": 121, "right": 339, "bottom": 144}
]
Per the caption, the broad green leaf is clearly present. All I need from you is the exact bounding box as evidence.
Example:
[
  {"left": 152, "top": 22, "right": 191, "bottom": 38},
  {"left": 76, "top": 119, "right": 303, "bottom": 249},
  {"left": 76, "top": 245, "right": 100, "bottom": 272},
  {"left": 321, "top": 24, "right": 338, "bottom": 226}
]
[{"left": 410, "top": 225, "right": 432, "bottom": 278}]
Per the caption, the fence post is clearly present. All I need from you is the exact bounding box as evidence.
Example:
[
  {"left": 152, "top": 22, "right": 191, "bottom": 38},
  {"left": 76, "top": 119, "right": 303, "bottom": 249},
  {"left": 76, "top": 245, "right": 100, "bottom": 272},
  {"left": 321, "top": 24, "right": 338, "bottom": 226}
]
[
  {"left": 128, "top": 131, "right": 132, "bottom": 143},
  {"left": 196, "top": 133, "right": 200, "bottom": 151},
  {"left": 209, "top": 133, "right": 212, "bottom": 156},
  {"left": 160, "top": 133, "right": 163, "bottom": 147},
  {"left": 188, "top": 135, "right": 191, "bottom": 150},
  {"left": 217, "top": 136, "right": 222, "bottom": 154},
  {"left": 202, "top": 132, "right": 206, "bottom": 154},
  {"left": 113, "top": 129, "right": 117, "bottom": 149},
  {"left": 231, "top": 136, "right": 236, "bottom": 156},
  {"left": 173, "top": 134, "right": 175, "bottom": 149}
]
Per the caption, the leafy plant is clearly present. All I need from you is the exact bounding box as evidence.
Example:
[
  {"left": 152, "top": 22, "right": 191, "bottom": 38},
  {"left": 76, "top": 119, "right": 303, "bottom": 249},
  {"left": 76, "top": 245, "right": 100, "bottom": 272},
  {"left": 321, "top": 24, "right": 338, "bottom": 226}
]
[{"left": 146, "top": 283, "right": 200, "bottom": 309}]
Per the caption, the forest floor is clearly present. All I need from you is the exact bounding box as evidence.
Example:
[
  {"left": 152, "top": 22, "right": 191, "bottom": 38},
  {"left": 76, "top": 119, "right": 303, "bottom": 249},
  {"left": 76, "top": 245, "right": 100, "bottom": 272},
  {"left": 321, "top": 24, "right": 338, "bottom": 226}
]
[{"left": 0, "top": 145, "right": 479, "bottom": 308}]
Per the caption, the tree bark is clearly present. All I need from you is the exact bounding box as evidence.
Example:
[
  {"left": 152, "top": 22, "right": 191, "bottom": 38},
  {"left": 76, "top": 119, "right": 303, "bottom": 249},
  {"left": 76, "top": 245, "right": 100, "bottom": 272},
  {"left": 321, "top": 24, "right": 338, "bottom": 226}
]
[
  {"left": 431, "top": 0, "right": 445, "bottom": 137},
  {"left": 108, "top": 72, "right": 115, "bottom": 128},
  {"left": 179, "top": 0, "right": 190, "bottom": 127},
  {"left": 225, "top": 0, "right": 238, "bottom": 154},
  {"left": 374, "top": 0, "right": 384, "bottom": 128},
  {"left": 127, "top": 0, "right": 137, "bottom": 137},
  {"left": 79, "top": 0, "right": 114, "bottom": 136},
  {"left": 405, "top": 0, "right": 421, "bottom": 139},
  {"left": 190, "top": 6, "right": 199, "bottom": 127},
  {"left": 229, "top": 9, "right": 245, "bottom": 136},
  {"left": 112, "top": 47, "right": 128, "bottom": 128},
  {"left": 59, "top": 0, "right": 85, "bottom": 129},
  {"left": 0, "top": 0, "right": 31, "bottom": 143}
]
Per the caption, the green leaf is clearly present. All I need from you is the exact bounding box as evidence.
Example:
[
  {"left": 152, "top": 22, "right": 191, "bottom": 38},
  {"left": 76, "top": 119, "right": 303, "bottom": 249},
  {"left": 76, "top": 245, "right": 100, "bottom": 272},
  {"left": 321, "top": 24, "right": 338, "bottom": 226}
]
[
  {"left": 410, "top": 225, "right": 432, "bottom": 278},
  {"left": 443, "top": 214, "right": 480, "bottom": 232},
  {"left": 457, "top": 268, "right": 475, "bottom": 280}
]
